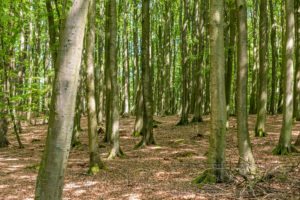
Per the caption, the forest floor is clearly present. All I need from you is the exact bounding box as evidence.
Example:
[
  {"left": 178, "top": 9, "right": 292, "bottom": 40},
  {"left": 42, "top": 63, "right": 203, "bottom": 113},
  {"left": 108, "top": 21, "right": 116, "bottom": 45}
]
[{"left": 0, "top": 115, "right": 300, "bottom": 200}]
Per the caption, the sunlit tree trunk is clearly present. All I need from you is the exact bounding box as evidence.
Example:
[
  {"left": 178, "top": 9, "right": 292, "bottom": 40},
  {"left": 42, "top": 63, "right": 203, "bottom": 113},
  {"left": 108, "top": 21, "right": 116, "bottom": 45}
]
[
  {"left": 194, "top": 0, "right": 227, "bottom": 183},
  {"left": 35, "top": 0, "right": 90, "bottom": 199},
  {"left": 136, "top": 0, "right": 156, "bottom": 148},
  {"left": 273, "top": 0, "right": 296, "bottom": 155},
  {"left": 108, "top": 0, "right": 123, "bottom": 159},
  {"left": 236, "top": 0, "right": 257, "bottom": 176},
  {"left": 85, "top": 0, "right": 104, "bottom": 173},
  {"left": 294, "top": 0, "right": 300, "bottom": 121},
  {"left": 177, "top": 0, "right": 189, "bottom": 125},
  {"left": 255, "top": 0, "right": 268, "bottom": 137}
]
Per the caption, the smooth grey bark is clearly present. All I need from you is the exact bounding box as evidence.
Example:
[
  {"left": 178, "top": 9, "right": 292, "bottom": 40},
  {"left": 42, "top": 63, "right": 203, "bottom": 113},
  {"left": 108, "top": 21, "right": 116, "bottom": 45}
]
[
  {"left": 136, "top": 0, "right": 156, "bottom": 148},
  {"left": 255, "top": 0, "right": 268, "bottom": 137},
  {"left": 35, "top": 0, "right": 90, "bottom": 199},
  {"left": 194, "top": 0, "right": 228, "bottom": 184},
  {"left": 294, "top": 0, "right": 300, "bottom": 121},
  {"left": 108, "top": 0, "right": 123, "bottom": 159},
  {"left": 236, "top": 0, "right": 257, "bottom": 177},
  {"left": 85, "top": 0, "right": 104, "bottom": 172},
  {"left": 104, "top": 0, "right": 112, "bottom": 143},
  {"left": 177, "top": 0, "right": 189, "bottom": 125},
  {"left": 273, "top": 0, "right": 296, "bottom": 155},
  {"left": 269, "top": 0, "right": 277, "bottom": 115},
  {"left": 192, "top": 0, "right": 205, "bottom": 123}
]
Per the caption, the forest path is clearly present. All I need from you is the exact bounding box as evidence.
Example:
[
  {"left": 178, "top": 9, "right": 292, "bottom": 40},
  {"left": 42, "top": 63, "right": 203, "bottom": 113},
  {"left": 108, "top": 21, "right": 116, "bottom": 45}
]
[{"left": 0, "top": 115, "right": 299, "bottom": 200}]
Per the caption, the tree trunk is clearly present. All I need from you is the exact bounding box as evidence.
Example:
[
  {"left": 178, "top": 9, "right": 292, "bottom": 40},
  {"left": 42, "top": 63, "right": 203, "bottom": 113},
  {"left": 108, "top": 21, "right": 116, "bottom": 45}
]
[
  {"left": 108, "top": 0, "right": 123, "bottom": 159},
  {"left": 192, "top": 0, "right": 205, "bottom": 123},
  {"left": 236, "top": 0, "right": 257, "bottom": 176},
  {"left": 85, "top": 0, "right": 104, "bottom": 173},
  {"left": 104, "top": 0, "right": 112, "bottom": 143},
  {"left": 225, "top": 1, "right": 236, "bottom": 115},
  {"left": 255, "top": 0, "right": 268, "bottom": 137},
  {"left": 294, "top": 0, "right": 300, "bottom": 120},
  {"left": 273, "top": 0, "right": 296, "bottom": 155},
  {"left": 135, "top": 0, "right": 156, "bottom": 148},
  {"left": 194, "top": 0, "right": 228, "bottom": 184},
  {"left": 35, "top": 0, "right": 90, "bottom": 199},
  {"left": 249, "top": 0, "right": 259, "bottom": 114},
  {"left": 269, "top": 0, "right": 278, "bottom": 115},
  {"left": 177, "top": 0, "right": 189, "bottom": 125}
]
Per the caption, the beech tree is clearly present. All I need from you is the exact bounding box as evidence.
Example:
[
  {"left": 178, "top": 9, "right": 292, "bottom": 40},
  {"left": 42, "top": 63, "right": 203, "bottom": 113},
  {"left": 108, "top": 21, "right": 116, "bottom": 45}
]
[
  {"left": 273, "top": 0, "right": 297, "bottom": 155},
  {"left": 35, "top": 0, "right": 90, "bottom": 199},
  {"left": 255, "top": 0, "right": 268, "bottom": 137}
]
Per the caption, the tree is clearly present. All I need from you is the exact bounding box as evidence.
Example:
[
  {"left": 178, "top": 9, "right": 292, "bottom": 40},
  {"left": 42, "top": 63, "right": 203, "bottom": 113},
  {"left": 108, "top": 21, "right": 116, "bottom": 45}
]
[
  {"left": 255, "top": 0, "right": 268, "bottom": 137},
  {"left": 35, "top": 0, "right": 90, "bottom": 199},
  {"left": 135, "top": 0, "right": 156, "bottom": 148},
  {"left": 273, "top": 0, "right": 297, "bottom": 155},
  {"left": 294, "top": 0, "right": 300, "bottom": 121},
  {"left": 108, "top": 0, "right": 123, "bottom": 159},
  {"left": 177, "top": 0, "right": 189, "bottom": 125},
  {"left": 194, "top": 0, "right": 228, "bottom": 183},
  {"left": 236, "top": 0, "right": 257, "bottom": 176},
  {"left": 85, "top": 0, "right": 104, "bottom": 173}
]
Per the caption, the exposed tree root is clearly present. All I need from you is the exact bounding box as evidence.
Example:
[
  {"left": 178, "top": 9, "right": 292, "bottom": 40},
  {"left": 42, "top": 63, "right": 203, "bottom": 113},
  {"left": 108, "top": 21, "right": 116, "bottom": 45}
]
[{"left": 272, "top": 144, "right": 299, "bottom": 155}]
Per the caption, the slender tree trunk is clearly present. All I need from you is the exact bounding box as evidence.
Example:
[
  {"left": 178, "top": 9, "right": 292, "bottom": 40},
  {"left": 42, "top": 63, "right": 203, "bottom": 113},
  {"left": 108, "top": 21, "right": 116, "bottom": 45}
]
[
  {"left": 85, "top": 0, "right": 104, "bottom": 173},
  {"left": 177, "top": 0, "right": 189, "bottom": 125},
  {"left": 236, "top": 0, "right": 257, "bottom": 176},
  {"left": 192, "top": 0, "right": 205, "bottom": 123},
  {"left": 225, "top": 1, "right": 236, "bottom": 115},
  {"left": 35, "top": 1, "right": 90, "bottom": 199},
  {"left": 249, "top": 0, "right": 259, "bottom": 114},
  {"left": 136, "top": 0, "right": 156, "bottom": 148},
  {"left": 273, "top": 0, "right": 296, "bottom": 155},
  {"left": 294, "top": 0, "right": 300, "bottom": 120},
  {"left": 194, "top": 0, "right": 227, "bottom": 183},
  {"left": 255, "top": 0, "right": 268, "bottom": 137},
  {"left": 104, "top": 0, "right": 112, "bottom": 143},
  {"left": 269, "top": 0, "right": 278, "bottom": 115},
  {"left": 108, "top": 0, "right": 123, "bottom": 159}
]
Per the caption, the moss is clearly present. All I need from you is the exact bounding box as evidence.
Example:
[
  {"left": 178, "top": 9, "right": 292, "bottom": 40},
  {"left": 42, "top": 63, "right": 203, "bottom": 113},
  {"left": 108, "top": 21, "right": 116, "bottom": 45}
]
[
  {"left": 255, "top": 128, "right": 267, "bottom": 137},
  {"left": 88, "top": 165, "right": 100, "bottom": 175},
  {"left": 132, "top": 131, "right": 141, "bottom": 137},
  {"left": 272, "top": 145, "right": 298, "bottom": 155},
  {"left": 192, "top": 169, "right": 217, "bottom": 187}
]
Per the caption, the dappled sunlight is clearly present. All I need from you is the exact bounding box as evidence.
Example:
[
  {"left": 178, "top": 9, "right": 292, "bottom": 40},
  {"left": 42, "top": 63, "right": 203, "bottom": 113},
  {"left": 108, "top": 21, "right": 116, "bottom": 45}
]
[{"left": 0, "top": 115, "right": 299, "bottom": 199}]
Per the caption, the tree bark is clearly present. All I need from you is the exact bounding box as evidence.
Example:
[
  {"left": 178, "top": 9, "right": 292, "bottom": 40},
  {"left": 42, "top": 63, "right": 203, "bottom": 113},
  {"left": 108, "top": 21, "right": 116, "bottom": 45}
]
[
  {"left": 177, "top": 0, "right": 189, "bottom": 125},
  {"left": 35, "top": 0, "right": 90, "bottom": 199},
  {"left": 255, "top": 0, "right": 268, "bottom": 137},
  {"left": 135, "top": 0, "right": 156, "bottom": 148},
  {"left": 108, "top": 0, "right": 123, "bottom": 159},
  {"left": 294, "top": 0, "right": 300, "bottom": 120},
  {"left": 273, "top": 0, "right": 296, "bottom": 155},
  {"left": 85, "top": 0, "right": 104, "bottom": 173},
  {"left": 236, "top": 0, "right": 257, "bottom": 176}
]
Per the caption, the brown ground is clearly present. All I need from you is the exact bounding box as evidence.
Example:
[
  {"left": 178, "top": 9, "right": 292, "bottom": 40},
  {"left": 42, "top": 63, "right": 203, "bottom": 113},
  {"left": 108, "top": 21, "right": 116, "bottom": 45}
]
[{"left": 0, "top": 115, "right": 300, "bottom": 200}]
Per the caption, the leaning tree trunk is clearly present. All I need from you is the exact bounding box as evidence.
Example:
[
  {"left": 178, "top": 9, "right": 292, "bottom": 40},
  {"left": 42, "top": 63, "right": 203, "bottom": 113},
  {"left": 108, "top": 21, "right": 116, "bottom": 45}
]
[
  {"left": 35, "top": 0, "right": 90, "bottom": 199},
  {"left": 136, "top": 0, "right": 156, "bottom": 148},
  {"left": 255, "top": 0, "right": 268, "bottom": 137},
  {"left": 194, "top": 0, "right": 228, "bottom": 184},
  {"left": 273, "top": 0, "right": 296, "bottom": 155},
  {"left": 85, "top": 0, "right": 104, "bottom": 173},
  {"left": 236, "top": 0, "right": 257, "bottom": 177}
]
